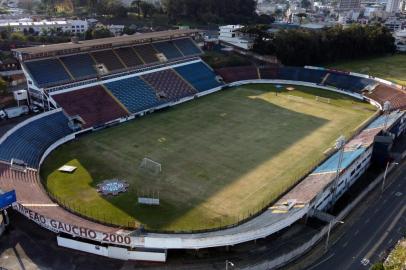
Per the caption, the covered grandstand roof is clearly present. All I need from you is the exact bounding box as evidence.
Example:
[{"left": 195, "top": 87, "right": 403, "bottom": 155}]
[{"left": 13, "top": 29, "right": 200, "bottom": 59}]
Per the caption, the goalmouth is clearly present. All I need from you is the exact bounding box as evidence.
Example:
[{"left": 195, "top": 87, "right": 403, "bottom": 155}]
[{"left": 139, "top": 157, "right": 162, "bottom": 175}]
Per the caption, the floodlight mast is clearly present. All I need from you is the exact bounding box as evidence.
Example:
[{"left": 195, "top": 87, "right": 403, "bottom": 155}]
[
  {"left": 332, "top": 135, "right": 346, "bottom": 206},
  {"left": 383, "top": 101, "right": 391, "bottom": 131}
]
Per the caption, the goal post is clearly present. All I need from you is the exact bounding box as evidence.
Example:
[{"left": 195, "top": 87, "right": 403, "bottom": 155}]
[
  {"left": 315, "top": 96, "right": 331, "bottom": 104},
  {"left": 139, "top": 158, "right": 162, "bottom": 175}
]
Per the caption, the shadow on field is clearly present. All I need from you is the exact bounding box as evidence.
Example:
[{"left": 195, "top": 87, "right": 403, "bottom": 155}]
[{"left": 40, "top": 87, "right": 330, "bottom": 232}]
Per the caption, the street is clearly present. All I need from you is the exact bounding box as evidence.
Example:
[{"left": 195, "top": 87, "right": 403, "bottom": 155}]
[{"left": 307, "top": 160, "right": 406, "bottom": 270}]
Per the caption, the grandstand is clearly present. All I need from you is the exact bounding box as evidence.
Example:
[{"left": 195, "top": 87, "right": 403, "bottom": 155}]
[
  {"left": 215, "top": 66, "right": 259, "bottom": 83},
  {"left": 133, "top": 44, "right": 160, "bottom": 64},
  {"left": 60, "top": 53, "right": 98, "bottom": 79},
  {"left": 141, "top": 69, "right": 197, "bottom": 100},
  {"left": 104, "top": 76, "right": 161, "bottom": 113},
  {"left": 91, "top": 50, "right": 125, "bottom": 72},
  {"left": 0, "top": 110, "right": 72, "bottom": 168},
  {"left": 153, "top": 41, "right": 183, "bottom": 59},
  {"left": 114, "top": 47, "right": 144, "bottom": 67},
  {"left": 52, "top": 86, "right": 129, "bottom": 128},
  {"left": 365, "top": 84, "right": 406, "bottom": 110},
  {"left": 25, "top": 58, "right": 71, "bottom": 87},
  {"left": 174, "top": 62, "right": 222, "bottom": 92}
]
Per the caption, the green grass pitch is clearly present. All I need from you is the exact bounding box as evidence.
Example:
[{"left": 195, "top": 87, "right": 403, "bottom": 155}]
[
  {"left": 41, "top": 84, "right": 376, "bottom": 231},
  {"left": 329, "top": 54, "right": 406, "bottom": 86}
]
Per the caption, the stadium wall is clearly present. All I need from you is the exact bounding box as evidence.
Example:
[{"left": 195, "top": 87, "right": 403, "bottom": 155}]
[
  {"left": 56, "top": 236, "right": 167, "bottom": 262},
  {"left": 313, "top": 147, "right": 373, "bottom": 210}
]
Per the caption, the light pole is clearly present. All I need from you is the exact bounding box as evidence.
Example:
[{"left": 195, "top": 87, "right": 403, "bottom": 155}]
[
  {"left": 332, "top": 136, "right": 346, "bottom": 205},
  {"left": 381, "top": 161, "right": 398, "bottom": 194},
  {"left": 325, "top": 219, "right": 344, "bottom": 252},
  {"left": 383, "top": 101, "right": 391, "bottom": 132},
  {"left": 225, "top": 260, "right": 235, "bottom": 270}
]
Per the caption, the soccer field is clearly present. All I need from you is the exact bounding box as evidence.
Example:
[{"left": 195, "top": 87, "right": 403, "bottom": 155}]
[{"left": 41, "top": 84, "right": 376, "bottom": 231}]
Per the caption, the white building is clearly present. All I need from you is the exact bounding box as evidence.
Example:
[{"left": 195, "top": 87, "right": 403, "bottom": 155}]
[
  {"left": 218, "top": 25, "right": 254, "bottom": 50},
  {"left": 107, "top": 24, "right": 125, "bottom": 36},
  {"left": 386, "top": 0, "right": 401, "bottom": 12},
  {"left": 384, "top": 17, "right": 405, "bottom": 31},
  {"left": 394, "top": 29, "right": 406, "bottom": 51},
  {"left": 68, "top": 20, "right": 89, "bottom": 34},
  {"left": 0, "top": 19, "right": 88, "bottom": 35}
]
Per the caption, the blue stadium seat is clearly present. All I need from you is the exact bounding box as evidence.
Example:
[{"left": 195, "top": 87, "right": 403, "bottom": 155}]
[
  {"left": 153, "top": 41, "right": 183, "bottom": 59},
  {"left": 173, "top": 38, "right": 201, "bottom": 56},
  {"left": 297, "top": 68, "right": 327, "bottom": 84},
  {"left": 105, "top": 76, "right": 161, "bottom": 113},
  {"left": 324, "top": 73, "right": 374, "bottom": 93},
  {"left": 175, "top": 62, "right": 223, "bottom": 92},
  {"left": 60, "top": 54, "right": 97, "bottom": 79},
  {"left": 25, "top": 59, "right": 71, "bottom": 86},
  {"left": 142, "top": 69, "right": 197, "bottom": 100},
  {"left": 0, "top": 111, "right": 73, "bottom": 168}
]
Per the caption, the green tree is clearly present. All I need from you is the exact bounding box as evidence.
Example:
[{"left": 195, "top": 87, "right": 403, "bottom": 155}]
[
  {"left": 139, "top": 1, "right": 156, "bottom": 18},
  {"left": 92, "top": 28, "right": 113, "bottom": 39},
  {"left": 0, "top": 78, "right": 7, "bottom": 96}
]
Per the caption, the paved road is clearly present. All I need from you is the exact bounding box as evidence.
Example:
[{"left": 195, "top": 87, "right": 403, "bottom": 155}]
[{"left": 307, "top": 161, "right": 406, "bottom": 270}]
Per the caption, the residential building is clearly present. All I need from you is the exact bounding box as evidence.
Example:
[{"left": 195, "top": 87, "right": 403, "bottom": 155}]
[
  {"left": 218, "top": 25, "right": 254, "bottom": 50},
  {"left": 386, "top": 0, "right": 401, "bottom": 12}
]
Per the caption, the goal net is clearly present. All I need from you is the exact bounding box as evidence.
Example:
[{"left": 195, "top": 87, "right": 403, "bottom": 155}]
[
  {"left": 139, "top": 158, "right": 162, "bottom": 175},
  {"left": 315, "top": 96, "right": 331, "bottom": 104}
]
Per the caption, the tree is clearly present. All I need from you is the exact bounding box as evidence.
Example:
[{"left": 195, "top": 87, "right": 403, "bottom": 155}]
[
  {"left": 251, "top": 24, "right": 395, "bottom": 66},
  {"left": 131, "top": 0, "right": 141, "bottom": 14},
  {"left": 162, "top": 0, "right": 257, "bottom": 24},
  {"left": 370, "top": 263, "right": 385, "bottom": 270},
  {"left": 139, "top": 1, "right": 156, "bottom": 18},
  {"left": 10, "top": 32, "right": 27, "bottom": 42},
  {"left": 91, "top": 28, "right": 113, "bottom": 39},
  {"left": 0, "top": 78, "right": 7, "bottom": 96}
]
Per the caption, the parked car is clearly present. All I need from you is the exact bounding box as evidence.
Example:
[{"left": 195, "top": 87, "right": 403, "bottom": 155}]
[{"left": 2, "top": 105, "right": 29, "bottom": 119}]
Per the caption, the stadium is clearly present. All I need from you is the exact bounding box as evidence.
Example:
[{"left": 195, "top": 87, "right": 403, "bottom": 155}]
[{"left": 1, "top": 29, "right": 406, "bottom": 262}]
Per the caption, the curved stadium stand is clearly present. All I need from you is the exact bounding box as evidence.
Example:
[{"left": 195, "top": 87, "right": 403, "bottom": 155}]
[
  {"left": 52, "top": 86, "right": 129, "bottom": 129},
  {"left": 365, "top": 84, "right": 406, "bottom": 110},
  {"left": 215, "top": 66, "right": 259, "bottom": 83},
  {"left": 323, "top": 72, "right": 374, "bottom": 93},
  {"left": 0, "top": 110, "right": 72, "bottom": 168}
]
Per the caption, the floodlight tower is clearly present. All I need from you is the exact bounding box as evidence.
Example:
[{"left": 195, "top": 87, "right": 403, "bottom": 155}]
[
  {"left": 383, "top": 101, "right": 392, "bottom": 132},
  {"left": 331, "top": 135, "right": 346, "bottom": 206}
]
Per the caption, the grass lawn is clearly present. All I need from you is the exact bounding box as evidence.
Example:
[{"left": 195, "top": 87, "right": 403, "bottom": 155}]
[
  {"left": 384, "top": 238, "right": 406, "bottom": 270},
  {"left": 41, "top": 84, "right": 376, "bottom": 231},
  {"left": 329, "top": 54, "right": 406, "bottom": 86}
]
